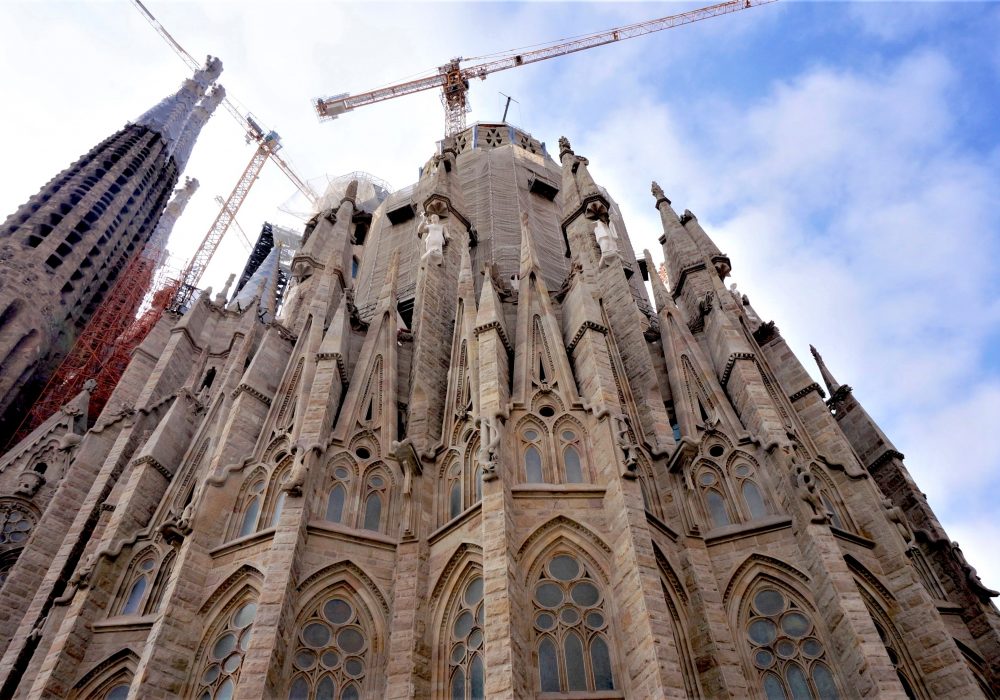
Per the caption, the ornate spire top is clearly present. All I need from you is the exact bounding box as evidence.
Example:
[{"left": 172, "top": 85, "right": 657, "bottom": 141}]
[
  {"left": 136, "top": 55, "right": 224, "bottom": 150},
  {"left": 809, "top": 345, "right": 843, "bottom": 395},
  {"left": 651, "top": 181, "right": 670, "bottom": 207},
  {"left": 147, "top": 177, "right": 200, "bottom": 252},
  {"left": 192, "top": 55, "right": 223, "bottom": 91},
  {"left": 170, "top": 84, "right": 226, "bottom": 170},
  {"left": 644, "top": 249, "right": 670, "bottom": 312},
  {"left": 558, "top": 136, "right": 574, "bottom": 161}
]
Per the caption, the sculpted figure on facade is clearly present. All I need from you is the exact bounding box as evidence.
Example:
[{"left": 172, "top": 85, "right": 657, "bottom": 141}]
[{"left": 417, "top": 211, "right": 449, "bottom": 266}]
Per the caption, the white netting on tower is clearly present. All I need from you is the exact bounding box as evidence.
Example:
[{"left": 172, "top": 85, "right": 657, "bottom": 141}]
[{"left": 280, "top": 171, "right": 392, "bottom": 220}]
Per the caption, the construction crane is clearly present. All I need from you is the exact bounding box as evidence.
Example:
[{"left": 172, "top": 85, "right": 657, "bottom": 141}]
[
  {"left": 130, "top": 0, "right": 318, "bottom": 308},
  {"left": 316, "top": 0, "right": 776, "bottom": 135}
]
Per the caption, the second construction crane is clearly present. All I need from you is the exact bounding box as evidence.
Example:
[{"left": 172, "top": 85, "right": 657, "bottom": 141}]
[{"left": 131, "top": 0, "right": 318, "bottom": 309}]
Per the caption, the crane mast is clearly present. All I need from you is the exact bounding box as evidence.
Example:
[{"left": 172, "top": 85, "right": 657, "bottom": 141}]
[{"left": 316, "top": 0, "right": 776, "bottom": 135}]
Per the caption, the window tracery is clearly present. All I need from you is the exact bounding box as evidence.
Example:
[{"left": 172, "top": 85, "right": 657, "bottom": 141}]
[
  {"left": 742, "top": 585, "right": 840, "bottom": 700},
  {"left": 195, "top": 600, "right": 258, "bottom": 700},
  {"left": 445, "top": 575, "right": 485, "bottom": 700},
  {"left": 531, "top": 553, "right": 615, "bottom": 693},
  {"left": 0, "top": 502, "right": 35, "bottom": 547},
  {"left": 558, "top": 429, "right": 585, "bottom": 483},
  {"left": 289, "top": 593, "right": 372, "bottom": 700},
  {"left": 696, "top": 464, "right": 732, "bottom": 528},
  {"left": 119, "top": 554, "right": 156, "bottom": 615},
  {"left": 731, "top": 462, "right": 769, "bottom": 520},
  {"left": 235, "top": 477, "right": 265, "bottom": 539}
]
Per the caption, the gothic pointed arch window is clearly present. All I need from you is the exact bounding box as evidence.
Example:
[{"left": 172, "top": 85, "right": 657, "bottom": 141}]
[
  {"left": 233, "top": 474, "right": 266, "bottom": 540},
  {"left": 810, "top": 469, "right": 851, "bottom": 532},
  {"left": 443, "top": 571, "right": 486, "bottom": 700},
  {"left": 117, "top": 551, "right": 157, "bottom": 616},
  {"left": 521, "top": 424, "right": 547, "bottom": 484},
  {"left": 194, "top": 596, "right": 258, "bottom": 700},
  {"left": 557, "top": 426, "right": 586, "bottom": 484},
  {"left": 856, "top": 587, "right": 927, "bottom": 700},
  {"left": 730, "top": 461, "right": 770, "bottom": 521},
  {"left": 446, "top": 460, "right": 463, "bottom": 521},
  {"left": 740, "top": 581, "right": 841, "bottom": 699},
  {"left": 695, "top": 463, "right": 733, "bottom": 529},
  {"left": 288, "top": 588, "right": 375, "bottom": 700},
  {"left": 326, "top": 465, "right": 353, "bottom": 525},
  {"left": 359, "top": 468, "right": 389, "bottom": 533},
  {"left": 530, "top": 551, "right": 616, "bottom": 693}
]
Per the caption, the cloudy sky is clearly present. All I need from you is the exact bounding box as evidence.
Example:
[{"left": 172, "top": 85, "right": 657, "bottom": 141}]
[{"left": 2, "top": 1, "right": 999, "bottom": 590}]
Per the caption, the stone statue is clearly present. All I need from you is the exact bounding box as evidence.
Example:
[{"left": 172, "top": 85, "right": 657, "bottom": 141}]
[
  {"left": 616, "top": 413, "right": 638, "bottom": 477},
  {"left": 594, "top": 219, "right": 620, "bottom": 267},
  {"left": 950, "top": 541, "right": 1000, "bottom": 598},
  {"left": 793, "top": 463, "right": 830, "bottom": 524},
  {"left": 882, "top": 497, "right": 914, "bottom": 547},
  {"left": 477, "top": 413, "right": 502, "bottom": 482},
  {"left": 418, "top": 212, "right": 449, "bottom": 266}
]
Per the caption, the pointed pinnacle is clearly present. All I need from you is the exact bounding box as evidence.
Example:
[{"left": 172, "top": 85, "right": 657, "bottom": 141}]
[
  {"left": 644, "top": 249, "right": 670, "bottom": 311},
  {"left": 810, "top": 345, "right": 842, "bottom": 394}
]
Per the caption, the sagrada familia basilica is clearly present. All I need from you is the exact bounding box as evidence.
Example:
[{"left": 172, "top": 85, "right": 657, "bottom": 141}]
[{"left": 0, "top": 59, "right": 997, "bottom": 699}]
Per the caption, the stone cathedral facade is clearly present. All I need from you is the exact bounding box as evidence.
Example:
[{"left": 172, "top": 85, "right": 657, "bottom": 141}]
[{"left": 0, "top": 122, "right": 997, "bottom": 700}]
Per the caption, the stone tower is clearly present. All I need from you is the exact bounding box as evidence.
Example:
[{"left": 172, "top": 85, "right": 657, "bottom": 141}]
[
  {"left": 0, "top": 123, "right": 996, "bottom": 699},
  {"left": 0, "top": 57, "right": 224, "bottom": 443}
]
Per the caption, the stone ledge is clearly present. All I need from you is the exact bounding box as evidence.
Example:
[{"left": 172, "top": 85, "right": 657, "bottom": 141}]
[
  {"left": 704, "top": 514, "right": 792, "bottom": 545},
  {"left": 830, "top": 526, "right": 876, "bottom": 550},
  {"left": 429, "top": 502, "right": 482, "bottom": 545},
  {"left": 307, "top": 521, "right": 398, "bottom": 551},
  {"left": 209, "top": 528, "right": 276, "bottom": 558},
  {"left": 92, "top": 615, "right": 156, "bottom": 634},
  {"left": 511, "top": 484, "right": 606, "bottom": 499},
  {"left": 645, "top": 511, "right": 680, "bottom": 542}
]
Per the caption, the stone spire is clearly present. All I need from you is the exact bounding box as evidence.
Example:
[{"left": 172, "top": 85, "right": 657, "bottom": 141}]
[
  {"left": 169, "top": 84, "right": 226, "bottom": 170},
  {"left": 147, "top": 177, "right": 199, "bottom": 252},
  {"left": 652, "top": 181, "right": 703, "bottom": 295},
  {"left": 135, "top": 56, "right": 223, "bottom": 149},
  {"left": 229, "top": 247, "right": 278, "bottom": 316},
  {"left": 643, "top": 249, "right": 670, "bottom": 312},
  {"left": 809, "top": 345, "right": 845, "bottom": 395}
]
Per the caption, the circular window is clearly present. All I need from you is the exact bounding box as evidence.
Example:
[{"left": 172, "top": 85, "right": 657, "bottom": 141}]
[
  {"left": 355, "top": 446, "right": 371, "bottom": 460},
  {"left": 539, "top": 406, "right": 555, "bottom": 418},
  {"left": 709, "top": 444, "right": 725, "bottom": 458}
]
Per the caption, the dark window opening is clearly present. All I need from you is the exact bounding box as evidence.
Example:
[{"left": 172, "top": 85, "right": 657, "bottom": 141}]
[
  {"left": 26, "top": 235, "right": 43, "bottom": 248},
  {"left": 200, "top": 367, "right": 217, "bottom": 391},
  {"left": 33, "top": 462, "right": 47, "bottom": 474},
  {"left": 386, "top": 203, "right": 416, "bottom": 225},
  {"left": 45, "top": 254, "right": 63, "bottom": 269}
]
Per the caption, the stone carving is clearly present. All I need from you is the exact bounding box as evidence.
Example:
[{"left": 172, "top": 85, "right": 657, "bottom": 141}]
[
  {"left": 651, "top": 181, "right": 666, "bottom": 201},
  {"left": 14, "top": 471, "right": 44, "bottom": 498},
  {"left": 950, "top": 541, "right": 1000, "bottom": 599},
  {"left": 793, "top": 462, "right": 830, "bottom": 524},
  {"left": 476, "top": 413, "right": 503, "bottom": 482},
  {"left": 417, "top": 211, "right": 449, "bottom": 266},
  {"left": 616, "top": 413, "right": 638, "bottom": 478},
  {"left": 881, "top": 497, "right": 914, "bottom": 547},
  {"left": 283, "top": 442, "right": 322, "bottom": 496},
  {"left": 160, "top": 503, "right": 195, "bottom": 546}
]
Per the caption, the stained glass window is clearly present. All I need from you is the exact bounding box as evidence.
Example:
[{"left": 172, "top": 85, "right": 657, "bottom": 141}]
[
  {"left": 197, "top": 600, "right": 257, "bottom": 700},
  {"left": 532, "top": 553, "right": 615, "bottom": 693},
  {"left": 289, "top": 594, "right": 371, "bottom": 699}
]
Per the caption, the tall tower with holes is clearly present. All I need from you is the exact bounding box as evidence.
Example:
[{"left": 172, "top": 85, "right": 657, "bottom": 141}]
[
  {"left": 0, "top": 57, "right": 224, "bottom": 442},
  {"left": 0, "top": 124, "right": 997, "bottom": 699}
]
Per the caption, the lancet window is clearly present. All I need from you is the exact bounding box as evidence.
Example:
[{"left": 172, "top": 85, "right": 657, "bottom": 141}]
[
  {"left": 325, "top": 466, "right": 352, "bottom": 525},
  {"left": 731, "top": 462, "right": 769, "bottom": 521},
  {"left": 289, "top": 592, "right": 373, "bottom": 700},
  {"left": 118, "top": 553, "right": 156, "bottom": 616},
  {"left": 445, "top": 574, "right": 485, "bottom": 699},
  {"left": 531, "top": 553, "right": 615, "bottom": 693},
  {"left": 742, "top": 584, "right": 840, "bottom": 699},
  {"left": 558, "top": 428, "right": 585, "bottom": 484},
  {"left": 195, "top": 599, "right": 258, "bottom": 700},
  {"left": 360, "top": 470, "right": 388, "bottom": 533},
  {"left": 696, "top": 464, "right": 733, "bottom": 528},
  {"left": 234, "top": 477, "right": 265, "bottom": 539},
  {"left": 522, "top": 426, "right": 546, "bottom": 483}
]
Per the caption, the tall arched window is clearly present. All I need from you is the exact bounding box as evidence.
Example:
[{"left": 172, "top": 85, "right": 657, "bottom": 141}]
[
  {"left": 731, "top": 462, "right": 769, "bottom": 520},
  {"left": 236, "top": 478, "right": 265, "bottom": 539},
  {"left": 326, "top": 466, "right": 351, "bottom": 524},
  {"left": 195, "top": 599, "right": 258, "bottom": 700},
  {"left": 447, "top": 462, "right": 463, "bottom": 521},
  {"left": 558, "top": 429, "right": 585, "bottom": 483},
  {"left": 289, "top": 592, "right": 372, "bottom": 700},
  {"left": 696, "top": 465, "right": 732, "bottom": 528},
  {"left": 119, "top": 554, "right": 156, "bottom": 615},
  {"left": 446, "top": 575, "right": 485, "bottom": 700},
  {"left": 531, "top": 553, "right": 615, "bottom": 693},
  {"left": 361, "top": 472, "right": 387, "bottom": 532},
  {"left": 522, "top": 428, "right": 545, "bottom": 483},
  {"left": 742, "top": 584, "right": 840, "bottom": 699}
]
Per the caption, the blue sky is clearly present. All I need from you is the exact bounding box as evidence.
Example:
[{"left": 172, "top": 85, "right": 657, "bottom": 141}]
[{"left": 1, "top": 1, "right": 998, "bottom": 589}]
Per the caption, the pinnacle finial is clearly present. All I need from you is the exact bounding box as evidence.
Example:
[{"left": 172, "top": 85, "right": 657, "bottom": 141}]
[
  {"left": 643, "top": 249, "right": 670, "bottom": 311},
  {"left": 809, "top": 345, "right": 842, "bottom": 394},
  {"left": 651, "top": 181, "right": 670, "bottom": 206},
  {"left": 558, "top": 136, "right": 573, "bottom": 160}
]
